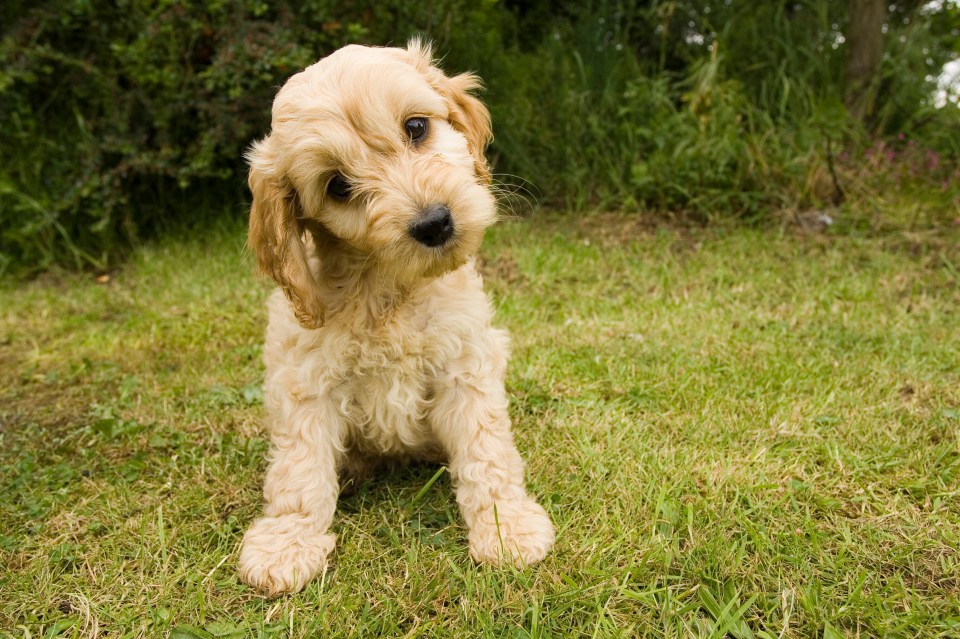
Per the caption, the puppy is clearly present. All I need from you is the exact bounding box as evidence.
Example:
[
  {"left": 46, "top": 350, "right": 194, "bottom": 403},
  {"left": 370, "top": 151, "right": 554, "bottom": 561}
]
[{"left": 238, "top": 40, "right": 554, "bottom": 595}]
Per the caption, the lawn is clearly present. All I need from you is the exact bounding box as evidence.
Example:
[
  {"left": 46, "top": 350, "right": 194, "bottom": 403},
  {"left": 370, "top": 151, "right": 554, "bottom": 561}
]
[{"left": 1, "top": 213, "right": 959, "bottom": 638}]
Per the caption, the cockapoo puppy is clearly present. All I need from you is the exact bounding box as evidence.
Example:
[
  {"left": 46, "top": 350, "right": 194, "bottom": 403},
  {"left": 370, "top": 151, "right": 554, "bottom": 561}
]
[{"left": 238, "top": 40, "right": 555, "bottom": 595}]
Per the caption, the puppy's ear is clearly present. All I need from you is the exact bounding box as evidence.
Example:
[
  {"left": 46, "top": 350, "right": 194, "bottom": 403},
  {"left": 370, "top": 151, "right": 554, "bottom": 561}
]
[
  {"left": 407, "top": 38, "right": 493, "bottom": 184},
  {"left": 441, "top": 72, "right": 493, "bottom": 184},
  {"left": 247, "top": 137, "right": 326, "bottom": 329}
]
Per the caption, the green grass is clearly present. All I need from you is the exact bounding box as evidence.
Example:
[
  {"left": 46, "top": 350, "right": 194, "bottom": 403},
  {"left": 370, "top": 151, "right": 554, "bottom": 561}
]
[{"left": 1, "top": 213, "right": 959, "bottom": 638}]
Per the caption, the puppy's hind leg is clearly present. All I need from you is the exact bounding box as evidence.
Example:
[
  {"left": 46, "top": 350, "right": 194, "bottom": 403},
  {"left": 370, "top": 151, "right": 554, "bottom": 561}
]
[
  {"left": 238, "top": 400, "right": 344, "bottom": 595},
  {"left": 430, "top": 336, "right": 555, "bottom": 566}
]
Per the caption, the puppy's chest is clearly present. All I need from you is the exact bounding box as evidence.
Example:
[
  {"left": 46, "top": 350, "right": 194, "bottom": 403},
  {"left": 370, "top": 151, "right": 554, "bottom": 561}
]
[{"left": 326, "top": 325, "right": 443, "bottom": 452}]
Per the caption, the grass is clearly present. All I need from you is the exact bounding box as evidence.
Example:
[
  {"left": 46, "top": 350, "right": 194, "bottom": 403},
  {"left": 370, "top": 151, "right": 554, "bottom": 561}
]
[{"left": 1, "top": 211, "right": 959, "bottom": 638}]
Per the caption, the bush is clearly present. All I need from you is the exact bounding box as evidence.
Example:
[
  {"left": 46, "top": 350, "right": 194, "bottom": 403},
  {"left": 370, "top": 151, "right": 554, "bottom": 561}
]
[
  {"left": 2, "top": 1, "right": 958, "bottom": 274},
  {"left": 1, "top": 1, "right": 367, "bottom": 273},
  {"left": 484, "top": 2, "right": 960, "bottom": 219}
]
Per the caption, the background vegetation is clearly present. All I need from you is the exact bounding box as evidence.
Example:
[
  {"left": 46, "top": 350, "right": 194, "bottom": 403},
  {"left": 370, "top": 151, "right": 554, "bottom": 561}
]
[{"left": 2, "top": 0, "right": 959, "bottom": 274}]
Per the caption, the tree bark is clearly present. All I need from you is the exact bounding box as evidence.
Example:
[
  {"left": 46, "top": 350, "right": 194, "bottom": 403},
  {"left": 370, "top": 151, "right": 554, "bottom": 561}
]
[{"left": 846, "top": 0, "right": 887, "bottom": 123}]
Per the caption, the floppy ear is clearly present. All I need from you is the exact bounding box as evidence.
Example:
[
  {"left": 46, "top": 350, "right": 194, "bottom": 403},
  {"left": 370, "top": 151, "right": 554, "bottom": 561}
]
[
  {"left": 407, "top": 39, "right": 493, "bottom": 184},
  {"left": 246, "top": 138, "right": 326, "bottom": 329},
  {"left": 442, "top": 72, "right": 493, "bottom": 184}
]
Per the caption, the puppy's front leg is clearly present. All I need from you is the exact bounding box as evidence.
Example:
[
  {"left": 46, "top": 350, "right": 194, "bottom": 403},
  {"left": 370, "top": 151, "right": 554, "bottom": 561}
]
[
  {"left": 239, "top": 401, "right": 342, "bottom": 595},
  {"left": 431, "top": 339, "right": 555, "bottom": 566}
]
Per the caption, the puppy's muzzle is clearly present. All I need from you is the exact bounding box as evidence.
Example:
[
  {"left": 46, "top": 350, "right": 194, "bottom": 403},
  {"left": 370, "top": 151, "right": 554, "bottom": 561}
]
[{"left": 409, "top": 204, "right": 454, "bottom": 247}]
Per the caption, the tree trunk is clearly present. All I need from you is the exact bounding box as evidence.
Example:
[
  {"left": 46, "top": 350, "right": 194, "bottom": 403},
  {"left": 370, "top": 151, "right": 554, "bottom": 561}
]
[{"left": 845, "top": 0, "right": 887, "bottom": 124}]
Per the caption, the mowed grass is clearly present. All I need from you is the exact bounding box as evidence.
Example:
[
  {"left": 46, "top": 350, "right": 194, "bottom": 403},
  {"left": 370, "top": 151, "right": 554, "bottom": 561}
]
[{"left": 1, "top": 213, "right": 959, "bottom": 638}]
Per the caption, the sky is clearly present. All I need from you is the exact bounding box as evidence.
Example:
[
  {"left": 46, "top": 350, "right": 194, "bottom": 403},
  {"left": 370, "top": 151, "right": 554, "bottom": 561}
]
[{"left": 924, "top": 0, "right": 960, "bottom": 107}]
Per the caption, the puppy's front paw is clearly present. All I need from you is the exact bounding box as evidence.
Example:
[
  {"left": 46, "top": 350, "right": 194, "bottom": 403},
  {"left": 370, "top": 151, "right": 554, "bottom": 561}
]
[
  {"left": 238, "top": 513, "right": 335, "bottom": 595},
  {"left": 467, "top": 497, "right": 555, "bottom": 567}
]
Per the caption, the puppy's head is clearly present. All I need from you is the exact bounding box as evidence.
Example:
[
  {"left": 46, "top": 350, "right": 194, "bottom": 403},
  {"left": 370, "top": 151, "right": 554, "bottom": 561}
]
[{"left": 247, "top": 40, "right": 495, "bottom": 328}]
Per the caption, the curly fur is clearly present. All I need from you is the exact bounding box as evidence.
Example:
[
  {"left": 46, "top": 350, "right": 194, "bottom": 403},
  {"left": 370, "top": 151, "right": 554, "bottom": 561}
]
[{"left": 238, "top": 40, "right": 554, "bottom": 595}]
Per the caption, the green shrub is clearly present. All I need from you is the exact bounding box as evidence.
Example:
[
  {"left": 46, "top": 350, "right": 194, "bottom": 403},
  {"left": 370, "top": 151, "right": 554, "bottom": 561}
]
[
  {"left": 484, "top": 1, "right": 960, "bottom": 219},
  {"left": 483, "top": 12, "right": 844, "bottom": 218},
  {"left": 0, "top": 1, "right": 367, "bottom": 273},
  {"left": 2, "top": 1, "right": 958, "bottom": 274}
]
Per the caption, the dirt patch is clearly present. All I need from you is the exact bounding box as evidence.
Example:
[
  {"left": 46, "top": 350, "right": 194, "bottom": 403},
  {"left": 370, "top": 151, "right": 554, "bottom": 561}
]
[
  {"left": 572, "top": 210, "right": 709, "bottom": 248},
  {"left": 477, "top": 253, "right": 524, "bottom": 287},
  {"left": 0, "top": 380, "right": 92, "bottom": 437},
  {"left": 0, "top": 344, "right": 95, "bottom": 441}
]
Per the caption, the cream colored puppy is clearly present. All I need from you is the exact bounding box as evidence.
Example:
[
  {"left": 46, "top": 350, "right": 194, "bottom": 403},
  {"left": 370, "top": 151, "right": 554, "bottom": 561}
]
[{"left": 238, "top": 40, "right": 554, "bottom": 595}]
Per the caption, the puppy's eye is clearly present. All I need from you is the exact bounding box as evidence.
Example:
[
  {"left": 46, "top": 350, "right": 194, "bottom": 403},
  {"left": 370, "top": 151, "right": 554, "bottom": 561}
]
[
  {"left": 404, "top": 117, "right": 428, "bottom": 144},
  {"left": 327, "top": 173, "right": 352, "bottom": 201}
]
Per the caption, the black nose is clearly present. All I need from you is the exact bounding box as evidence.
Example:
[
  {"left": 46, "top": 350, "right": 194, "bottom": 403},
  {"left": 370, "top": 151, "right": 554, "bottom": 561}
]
[{"left": 409, "top": 204, "right": 454, "bottom": 247}]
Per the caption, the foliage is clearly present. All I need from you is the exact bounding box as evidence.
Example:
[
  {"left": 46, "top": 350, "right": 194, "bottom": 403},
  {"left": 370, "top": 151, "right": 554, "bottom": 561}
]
[
  {"left": 0, "top": 1, "right": 368, "bottom": 273},
  {"left": 485, "top": 1, "right": 960, "bottom": 216},
  {"left": 2, "top": 0, "right": 959, "bottom": 273}
]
